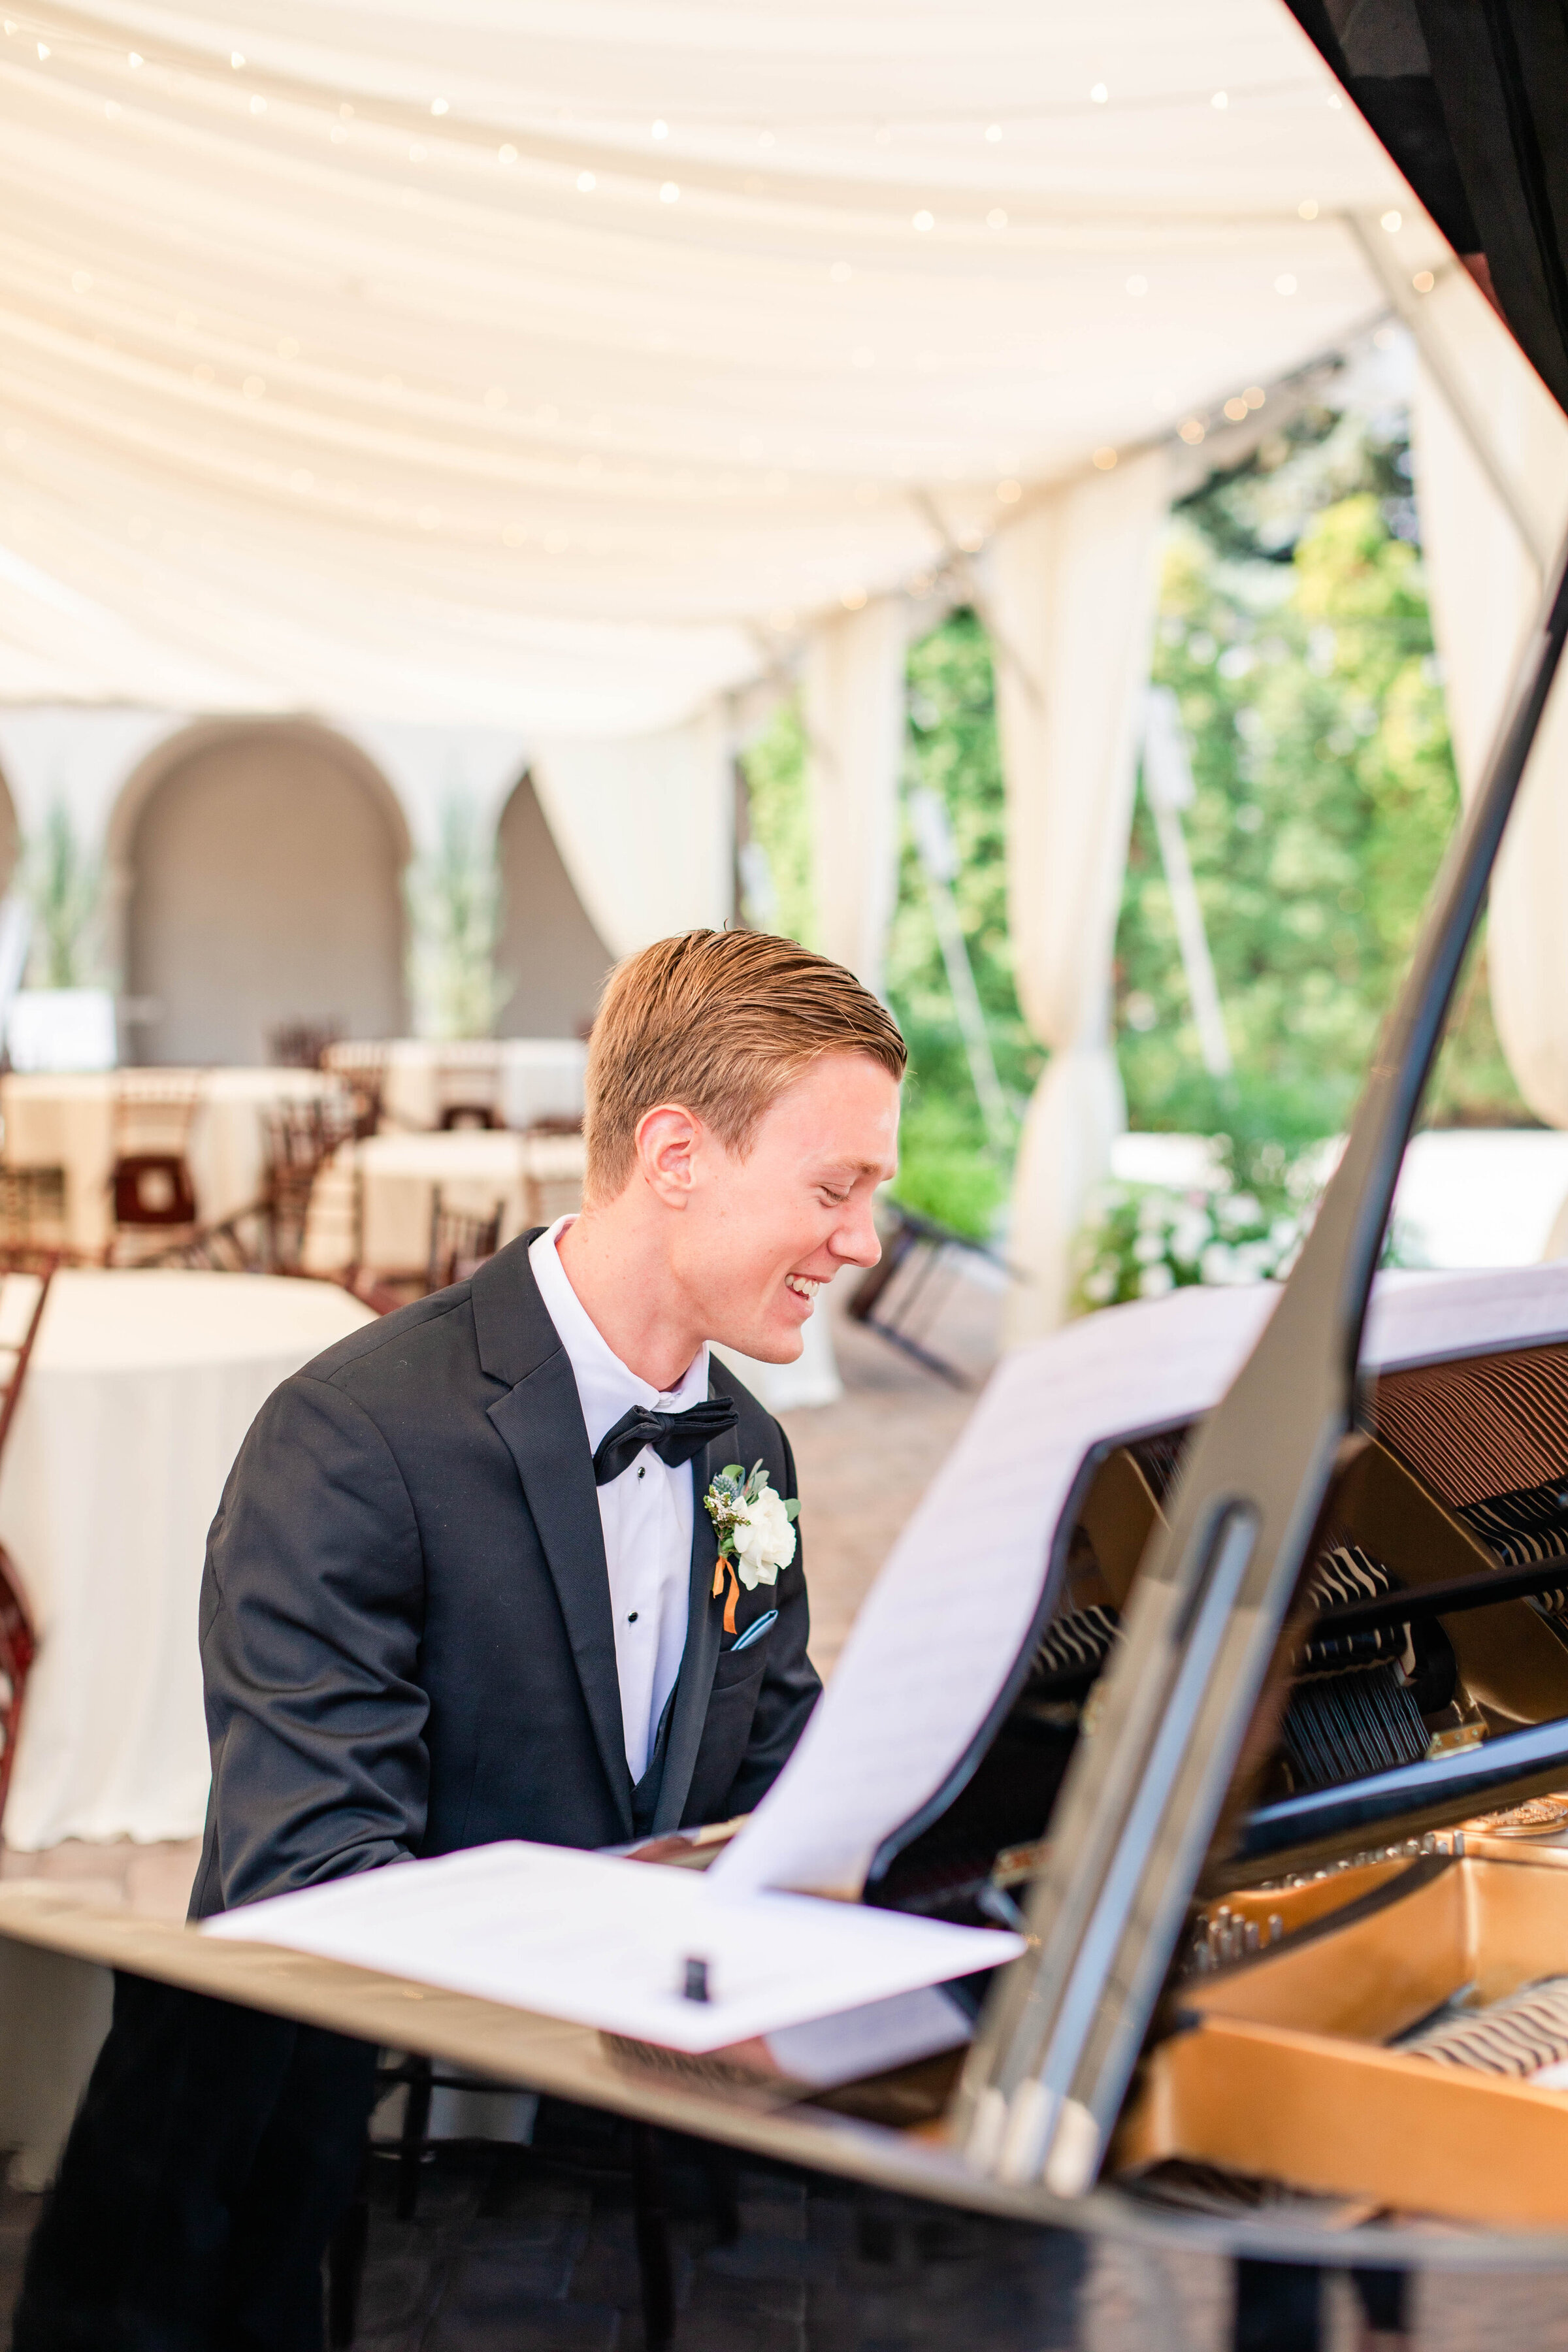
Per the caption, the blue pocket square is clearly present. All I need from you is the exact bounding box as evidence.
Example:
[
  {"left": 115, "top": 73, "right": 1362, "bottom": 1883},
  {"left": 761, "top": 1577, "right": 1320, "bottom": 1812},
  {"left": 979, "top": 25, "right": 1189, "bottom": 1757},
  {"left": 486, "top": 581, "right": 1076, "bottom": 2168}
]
[{"left": 728, "top": 1607, "right": 778, "bottom": 1655}]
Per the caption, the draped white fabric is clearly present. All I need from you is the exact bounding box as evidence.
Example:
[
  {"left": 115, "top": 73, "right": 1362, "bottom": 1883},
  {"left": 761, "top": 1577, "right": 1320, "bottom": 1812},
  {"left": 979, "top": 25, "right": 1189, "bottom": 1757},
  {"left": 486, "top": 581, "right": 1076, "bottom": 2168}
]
[
  {"left": 988, "top": 449, "right": 1169, "bottom": 1341},
  {"left": 1411, "top": 274, "right": 1568, "bottom": 1127},
  {"left": 0, "top": 1, "right": 1414, "bottom": 730},
  {"left": 530, "top": 712, "right": 733, "bottom": 958},
  {"left": 804, "top": 598, "right": 908, "bottom": 998}
]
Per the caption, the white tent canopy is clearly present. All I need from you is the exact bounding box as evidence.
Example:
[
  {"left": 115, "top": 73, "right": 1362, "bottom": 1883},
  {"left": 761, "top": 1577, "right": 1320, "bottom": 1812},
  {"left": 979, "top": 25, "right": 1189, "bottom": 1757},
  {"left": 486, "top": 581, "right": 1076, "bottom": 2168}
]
[{"left": 0, "top": 0, "right": 1420, "bottom": 730}]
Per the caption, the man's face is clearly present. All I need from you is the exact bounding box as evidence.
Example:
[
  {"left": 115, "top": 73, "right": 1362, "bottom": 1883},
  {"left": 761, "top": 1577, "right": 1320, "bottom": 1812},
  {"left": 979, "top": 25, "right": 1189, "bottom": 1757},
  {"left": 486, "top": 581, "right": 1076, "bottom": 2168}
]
[{"left": 669, "top": 1051, "right": 900, "bottom": 1364}]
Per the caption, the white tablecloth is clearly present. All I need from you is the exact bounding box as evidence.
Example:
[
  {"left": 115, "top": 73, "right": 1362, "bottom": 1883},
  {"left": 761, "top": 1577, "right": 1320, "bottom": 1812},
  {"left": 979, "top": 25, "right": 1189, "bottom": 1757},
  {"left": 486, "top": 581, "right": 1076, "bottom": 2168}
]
[
  {"left": 0, "top": 1069, "right": 345, "bottom": 1256},
  {"left": 326, "top": 1039, "right": 587, "bottom": 1134},
  {"left": 346, "top": 1130, "right": 585, "bottom": 1274},
  {"left": 0, "top": 1269, "right": 374, "bottom": 1850}
]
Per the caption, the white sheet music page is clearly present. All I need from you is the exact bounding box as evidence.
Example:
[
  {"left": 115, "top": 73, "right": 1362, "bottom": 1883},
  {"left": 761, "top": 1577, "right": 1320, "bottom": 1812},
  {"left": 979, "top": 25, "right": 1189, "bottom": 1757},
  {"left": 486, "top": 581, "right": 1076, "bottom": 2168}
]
[
  {"left": 713, "top": 1284, "right": 1277, "bottom": 1898},
  {"left": 201, "top": 1842, "right": 1021, "bottom": 2053}
]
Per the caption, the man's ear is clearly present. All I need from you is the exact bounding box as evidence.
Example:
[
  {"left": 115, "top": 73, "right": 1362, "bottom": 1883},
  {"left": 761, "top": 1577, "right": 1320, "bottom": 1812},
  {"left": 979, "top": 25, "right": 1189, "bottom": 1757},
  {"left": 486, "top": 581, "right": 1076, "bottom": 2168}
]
[{"left": 633, "top": 1102, "right": 702, "bottom": 1207}]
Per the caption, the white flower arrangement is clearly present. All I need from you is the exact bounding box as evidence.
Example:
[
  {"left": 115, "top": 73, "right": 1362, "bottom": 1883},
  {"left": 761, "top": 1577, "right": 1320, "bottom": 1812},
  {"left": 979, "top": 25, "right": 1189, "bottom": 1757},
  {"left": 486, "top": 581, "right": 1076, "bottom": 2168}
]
[
  {"left": 704, "top": 1462, "right": 800, "bottom": 1633},
  {"left": 1071, "top": 1177, "right": 1305, "bottom": 1315}
]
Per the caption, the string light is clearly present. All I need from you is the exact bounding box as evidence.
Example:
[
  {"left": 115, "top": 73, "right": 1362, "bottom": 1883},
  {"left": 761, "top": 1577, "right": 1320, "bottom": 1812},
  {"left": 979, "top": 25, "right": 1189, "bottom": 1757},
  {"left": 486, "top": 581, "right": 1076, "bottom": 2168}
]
[
  {"left": 1092, "top": 446, "right": 1118, "bottom": 470},
  {"left": 431, "top": 97, "right": 448, "bottom": 115},
  {"left": 1413, "top": 269, "right": 1435, "bottom": 293},
  {"left": 498, "top": 143, "right": 517, "bottom": 163},
  {"left": 912, "top": 209, "right": 934, "bottom": 232},
  {"left": 659, "top": 180, "right": 679, "bottom": 203},
  {"left": 651, "top": 118, "right": 668, "bottom": 139},
  {"left": 127, "top": 51, "right": 141, "bottom": 67},
  {"left": 71, "top": 270, "right": 92, "bottom": 293},
  {"left": 35, "top": 41, "right": 48, "bottom": 58},
  {"left": 1090, "top": 83, "right": 1109, "bottom": 103},
  {"left": 1211, "top": 90, "right": 1228, "bottom": 109},
  {"left": 249, "top": 94, "right": 265, "bottom": 114},
  {"left": 242, "top": 374, "right": 265, "bottom": 398},
  {"left": 1243, "top": 385, "right": 1266, "bottom": 408},
  {"left": 1224, "top": 395, "right": 1248, "bottom": 421},
  {"left": 231, "top": 51, "right": 244, "bottom": 68},
  {"left": 996, "top": 478, "right": 1021, "bottom": 503},
  {"left": 1298, "top": 197, "right": 1318, "bottom": 220},
  {"left": 1381, "top": 209, "right": 1401, "bottom": 233},
  {"left": 1179, "top": 417, "right": 1205, "bottom": 444},
  {"left": 1275, "top": 272, "right": 1297, "bottom": 295},
  {"left": 987, "top": 208, "right": 1007, "bottom": 230},
  {"left": 985, "top": 122, "right": 1002, "bottom": 142},
  {"left": 840, "top": 586, "right": 866, "bottom": 610},
  {"left": 577, "top": 169, "right": 595, "bottom": 191}
]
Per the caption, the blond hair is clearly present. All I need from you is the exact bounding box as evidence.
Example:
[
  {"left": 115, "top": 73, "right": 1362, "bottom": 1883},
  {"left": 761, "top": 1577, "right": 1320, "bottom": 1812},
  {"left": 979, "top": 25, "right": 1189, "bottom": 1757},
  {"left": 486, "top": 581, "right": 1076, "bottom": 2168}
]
[{"left": 583, "top": 930, "right": 906, "bottom": 1204}]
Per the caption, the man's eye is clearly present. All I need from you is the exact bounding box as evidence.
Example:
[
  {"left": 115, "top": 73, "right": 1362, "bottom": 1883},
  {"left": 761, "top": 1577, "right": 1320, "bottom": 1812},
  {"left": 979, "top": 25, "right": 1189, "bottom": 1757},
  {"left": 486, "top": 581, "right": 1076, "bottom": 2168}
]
[{"left": 821, "top": 1188, "right": 850, "bottom": 1205}]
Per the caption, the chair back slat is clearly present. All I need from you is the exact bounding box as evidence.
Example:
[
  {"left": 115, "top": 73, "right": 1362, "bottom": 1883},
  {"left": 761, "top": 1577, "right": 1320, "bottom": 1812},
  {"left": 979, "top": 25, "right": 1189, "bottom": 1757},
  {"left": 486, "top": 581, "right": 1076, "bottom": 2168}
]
[{"left": 0, "top": 1262, "right": 54, "bottom": 1833}]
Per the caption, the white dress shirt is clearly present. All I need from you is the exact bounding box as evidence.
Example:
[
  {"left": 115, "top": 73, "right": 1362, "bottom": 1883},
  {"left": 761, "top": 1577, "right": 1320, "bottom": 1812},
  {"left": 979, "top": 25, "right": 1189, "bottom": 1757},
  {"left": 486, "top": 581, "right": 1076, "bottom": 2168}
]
[{"left": 528, "top": 1215, "right": 710, "bottom": 1782}]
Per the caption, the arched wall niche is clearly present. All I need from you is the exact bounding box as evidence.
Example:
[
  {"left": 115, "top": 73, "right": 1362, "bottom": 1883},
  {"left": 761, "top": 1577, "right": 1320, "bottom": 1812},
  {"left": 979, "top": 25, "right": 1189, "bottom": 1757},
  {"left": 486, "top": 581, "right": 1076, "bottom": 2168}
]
[
  {"left": 110, "top": 718, "right": 410, "bottom": 1066},
  {"left": 495, "top": 771, "right": 613, "bottom": 1038}
]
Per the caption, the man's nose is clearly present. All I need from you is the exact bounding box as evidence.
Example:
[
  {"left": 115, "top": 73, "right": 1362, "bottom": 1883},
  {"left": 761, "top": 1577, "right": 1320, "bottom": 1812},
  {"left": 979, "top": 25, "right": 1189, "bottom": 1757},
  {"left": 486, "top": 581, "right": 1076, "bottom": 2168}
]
[{"left": 830, "top": 1195, "right": 882, "bottom": 1270}]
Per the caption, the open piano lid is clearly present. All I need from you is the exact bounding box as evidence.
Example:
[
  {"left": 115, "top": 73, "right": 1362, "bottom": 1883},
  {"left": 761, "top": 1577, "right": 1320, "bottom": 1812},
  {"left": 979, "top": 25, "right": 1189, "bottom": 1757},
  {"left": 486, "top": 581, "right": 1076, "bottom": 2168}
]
[{"left": 951, "top": 0, "right": 1568, "bottom": 2204}]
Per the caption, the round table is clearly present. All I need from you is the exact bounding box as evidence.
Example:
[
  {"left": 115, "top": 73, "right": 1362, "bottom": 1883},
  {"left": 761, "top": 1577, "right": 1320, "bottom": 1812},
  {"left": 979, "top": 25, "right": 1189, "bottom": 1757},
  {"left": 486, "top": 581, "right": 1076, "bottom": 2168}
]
[
  {"left": 0, "top": 1269, "right": 375, "bottom": 1852},
  {"left": 0, "top": 1068, "right": 346, "bottom": 1257},
  {"left": 305, "top": 1129, "right": 585, "bottom": 1277},
  {"left": 324, "top": 1039, "right": 587, "bottom": 1137}
]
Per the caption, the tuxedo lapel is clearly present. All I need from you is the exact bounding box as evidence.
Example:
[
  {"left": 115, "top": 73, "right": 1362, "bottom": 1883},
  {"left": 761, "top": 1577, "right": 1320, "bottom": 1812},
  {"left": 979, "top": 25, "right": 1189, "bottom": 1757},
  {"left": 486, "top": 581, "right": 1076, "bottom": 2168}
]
[
  {"left": 476, "top": 1237, "right": 634, "bottom": 1840},
  {"left": 651, "top": 1402, "right": 726, "bottom": 1835}
]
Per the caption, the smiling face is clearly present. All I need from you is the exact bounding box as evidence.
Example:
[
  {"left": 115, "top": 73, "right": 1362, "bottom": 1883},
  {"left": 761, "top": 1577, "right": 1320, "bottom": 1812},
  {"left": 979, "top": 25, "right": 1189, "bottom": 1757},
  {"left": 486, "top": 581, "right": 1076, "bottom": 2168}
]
[{"left": 656, "top": 1050, "right": 899, "bottom": 1364}]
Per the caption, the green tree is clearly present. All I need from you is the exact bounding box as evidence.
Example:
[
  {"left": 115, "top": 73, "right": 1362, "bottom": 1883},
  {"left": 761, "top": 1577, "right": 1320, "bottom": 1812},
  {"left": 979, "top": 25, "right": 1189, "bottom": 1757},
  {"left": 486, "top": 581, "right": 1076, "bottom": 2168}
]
[{"left": 1117, "top": 418, "right": 1525, "bottom": 1161}]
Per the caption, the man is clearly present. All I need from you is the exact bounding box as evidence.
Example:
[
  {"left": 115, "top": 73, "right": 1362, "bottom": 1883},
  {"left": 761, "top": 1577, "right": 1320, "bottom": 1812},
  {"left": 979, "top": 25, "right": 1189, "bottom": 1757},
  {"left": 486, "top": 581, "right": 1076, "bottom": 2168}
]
[{"left": 18, "top": 927, "right": 906, "bottom": 2351}]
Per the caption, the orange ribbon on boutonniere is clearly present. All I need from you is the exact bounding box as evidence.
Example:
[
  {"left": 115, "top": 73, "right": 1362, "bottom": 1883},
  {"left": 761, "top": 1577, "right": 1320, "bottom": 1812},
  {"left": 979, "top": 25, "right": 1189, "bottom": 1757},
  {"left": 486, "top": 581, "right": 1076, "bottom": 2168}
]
[{"left": 702, "top": 1460, "right": 800, "bottom": 1642}]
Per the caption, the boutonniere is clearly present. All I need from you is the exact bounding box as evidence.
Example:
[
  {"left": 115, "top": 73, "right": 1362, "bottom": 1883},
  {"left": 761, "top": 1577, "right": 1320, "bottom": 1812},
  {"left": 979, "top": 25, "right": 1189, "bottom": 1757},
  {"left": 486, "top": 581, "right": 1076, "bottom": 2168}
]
[{"left": 704, "top": 1461, "right": 800, "bottom": 1635}]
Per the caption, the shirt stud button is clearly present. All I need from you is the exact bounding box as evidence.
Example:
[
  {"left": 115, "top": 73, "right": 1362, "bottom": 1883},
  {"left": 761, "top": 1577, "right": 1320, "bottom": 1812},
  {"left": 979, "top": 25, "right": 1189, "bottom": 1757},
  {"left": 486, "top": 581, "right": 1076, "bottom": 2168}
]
[
  {"left": 628, "top": 1610, "right": 638, "bottom": 1623},
  {"left": 638, "top": 1466, "right": 645, "bottom": 1478}
]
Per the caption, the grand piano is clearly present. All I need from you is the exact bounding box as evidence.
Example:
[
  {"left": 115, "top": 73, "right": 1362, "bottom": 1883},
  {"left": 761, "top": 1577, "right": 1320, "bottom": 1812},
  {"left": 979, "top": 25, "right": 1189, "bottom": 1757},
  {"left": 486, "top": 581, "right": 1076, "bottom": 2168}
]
[{"left": 5, "top": 4, "right": 1568, "bottom": 2348}]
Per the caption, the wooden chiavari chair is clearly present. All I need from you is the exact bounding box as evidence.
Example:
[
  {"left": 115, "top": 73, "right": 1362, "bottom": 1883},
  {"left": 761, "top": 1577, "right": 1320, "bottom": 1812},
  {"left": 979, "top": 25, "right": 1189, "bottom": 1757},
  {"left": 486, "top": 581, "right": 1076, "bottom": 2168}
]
[
  {"left": 0, "top": 1263, "right": 54, "bottom": 1834},
  {"left": 106, "top": 1074, "right": 201, "bottom": 1264}
]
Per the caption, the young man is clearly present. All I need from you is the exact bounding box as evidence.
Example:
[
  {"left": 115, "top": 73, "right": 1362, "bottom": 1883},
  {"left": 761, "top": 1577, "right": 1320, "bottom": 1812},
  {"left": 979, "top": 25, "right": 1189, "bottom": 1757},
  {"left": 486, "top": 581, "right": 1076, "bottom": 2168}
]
[{"left": 18, "top": 928, "right": 905, "bottom": 2352}]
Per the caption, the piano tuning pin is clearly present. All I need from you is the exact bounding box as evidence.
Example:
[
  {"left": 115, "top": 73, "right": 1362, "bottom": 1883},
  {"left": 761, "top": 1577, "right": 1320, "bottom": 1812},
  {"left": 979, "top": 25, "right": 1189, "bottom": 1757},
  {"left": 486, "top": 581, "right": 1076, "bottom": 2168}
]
[
  {"left": 1268, "top": 1912, "right": 1284, "bottom": 1946},
  {"left": 1244, "top": 1919, "right": 1261, "bottom": 1955}
]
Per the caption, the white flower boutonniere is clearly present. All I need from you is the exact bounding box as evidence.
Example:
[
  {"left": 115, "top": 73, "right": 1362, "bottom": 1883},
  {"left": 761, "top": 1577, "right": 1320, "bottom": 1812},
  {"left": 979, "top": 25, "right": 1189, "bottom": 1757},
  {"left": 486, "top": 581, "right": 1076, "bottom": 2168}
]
[{"left": 704, "top": 1460, "right": 800, "bottom": 1634}]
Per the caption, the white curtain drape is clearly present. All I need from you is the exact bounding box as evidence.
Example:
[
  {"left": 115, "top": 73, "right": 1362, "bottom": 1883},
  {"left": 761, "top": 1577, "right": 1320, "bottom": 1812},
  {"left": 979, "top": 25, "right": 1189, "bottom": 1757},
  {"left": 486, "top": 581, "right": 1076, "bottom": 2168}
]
[
  {"left": 803, "top": 598, "right": 909, "bottom": 998},
  {"left": 988, "top": 449, "right": 1169, "bottom": 1343},
  {"left": 1411, "top": 271, "right": 1568, "bottom": 1126},
  {"left": 530, "top": 710, "right": 733, "bottom": 962}
]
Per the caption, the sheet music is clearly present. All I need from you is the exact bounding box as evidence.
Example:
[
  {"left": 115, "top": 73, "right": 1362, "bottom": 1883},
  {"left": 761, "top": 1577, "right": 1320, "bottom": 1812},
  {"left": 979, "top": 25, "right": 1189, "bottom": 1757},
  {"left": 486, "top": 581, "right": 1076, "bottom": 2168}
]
[
  {"left": 713, "top": 1285, "right": 1276, "bottom": 1897},
  {"left": 201, "top": 1842, "right": 1021, "bottom": 2055},
  {"left": 718, "top": 1261, "right": 1568, "bottom": 1901}
]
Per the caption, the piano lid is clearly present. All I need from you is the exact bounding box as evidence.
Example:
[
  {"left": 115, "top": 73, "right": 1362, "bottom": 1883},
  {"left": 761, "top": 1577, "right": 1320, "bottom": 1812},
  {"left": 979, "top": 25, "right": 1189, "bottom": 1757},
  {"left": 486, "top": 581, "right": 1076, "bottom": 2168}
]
[{"left": 953, "top": 0, "right": 1568, "bottom": 2200}]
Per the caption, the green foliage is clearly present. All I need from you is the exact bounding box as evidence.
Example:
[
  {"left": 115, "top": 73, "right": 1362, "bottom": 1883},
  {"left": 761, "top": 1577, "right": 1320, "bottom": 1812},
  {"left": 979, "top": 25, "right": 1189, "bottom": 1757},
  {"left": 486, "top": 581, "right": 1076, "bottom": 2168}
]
[
  {"left": 739, "top": 699, "right": 815, "bottom": 947},
  {"left": 24, "top": 803, "right": 101, "bottom": 988},
  {"left": 887, "top": 613, "right": 1041, "bottom": 1235},
  {"left": 404, "top": 796, "right": 510, "bottom": 1041},
  {"left": 1118, "top": 417, "right": 1528, "bottom": 1143}
]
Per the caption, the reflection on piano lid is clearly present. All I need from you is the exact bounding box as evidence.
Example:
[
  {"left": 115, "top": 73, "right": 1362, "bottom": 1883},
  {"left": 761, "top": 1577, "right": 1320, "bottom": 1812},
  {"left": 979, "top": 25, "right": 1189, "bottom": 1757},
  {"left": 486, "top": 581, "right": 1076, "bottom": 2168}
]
[{"left": 860, "top": 1321, "right": 1568, "bottom": 1931}]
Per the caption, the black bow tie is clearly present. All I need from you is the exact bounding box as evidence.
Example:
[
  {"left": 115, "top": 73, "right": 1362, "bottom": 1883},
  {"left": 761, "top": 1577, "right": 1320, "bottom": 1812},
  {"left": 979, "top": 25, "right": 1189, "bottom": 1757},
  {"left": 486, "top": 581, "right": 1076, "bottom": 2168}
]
[{"left": 591, "top": 1397, "right": 738, "bottom": 1487}]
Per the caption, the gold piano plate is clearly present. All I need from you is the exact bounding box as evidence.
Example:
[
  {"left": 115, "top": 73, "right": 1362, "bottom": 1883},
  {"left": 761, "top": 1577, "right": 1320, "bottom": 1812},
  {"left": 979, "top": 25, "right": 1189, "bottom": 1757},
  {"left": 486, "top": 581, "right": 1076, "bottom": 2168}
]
[{"left": 1120, "top": 1856, "right": 1568, "bottom": 2229}]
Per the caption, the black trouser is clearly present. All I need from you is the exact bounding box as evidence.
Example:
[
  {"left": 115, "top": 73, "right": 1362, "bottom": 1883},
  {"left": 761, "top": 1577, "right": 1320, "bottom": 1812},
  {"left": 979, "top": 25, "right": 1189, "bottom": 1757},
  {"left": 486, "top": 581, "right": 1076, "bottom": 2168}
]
[{"left": 14, "top": 1972, "right": 378, "bottom": 2352}]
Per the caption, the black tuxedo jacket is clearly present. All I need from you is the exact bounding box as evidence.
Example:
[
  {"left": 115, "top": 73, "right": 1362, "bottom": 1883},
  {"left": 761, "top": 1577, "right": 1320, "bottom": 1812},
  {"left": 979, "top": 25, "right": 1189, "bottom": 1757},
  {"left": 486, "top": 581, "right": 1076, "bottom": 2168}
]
[{"left": 190, "top": 1233, "right": 821, "bottom": 1919}]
